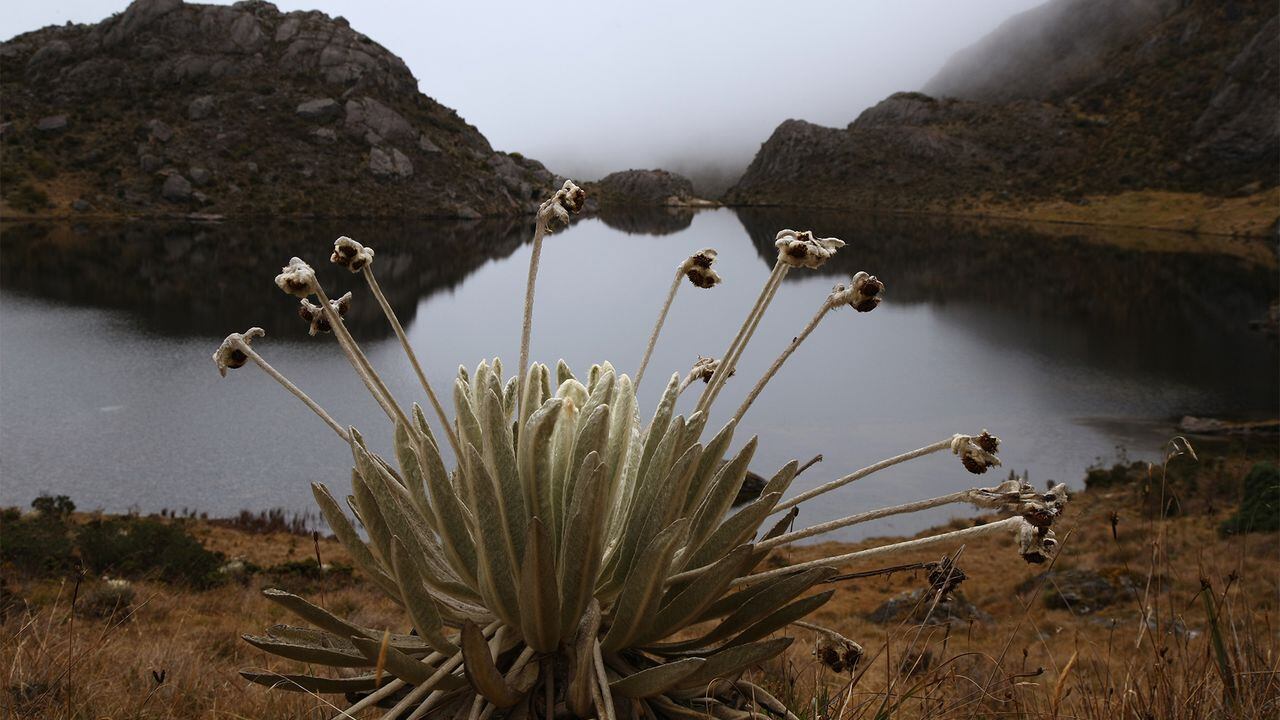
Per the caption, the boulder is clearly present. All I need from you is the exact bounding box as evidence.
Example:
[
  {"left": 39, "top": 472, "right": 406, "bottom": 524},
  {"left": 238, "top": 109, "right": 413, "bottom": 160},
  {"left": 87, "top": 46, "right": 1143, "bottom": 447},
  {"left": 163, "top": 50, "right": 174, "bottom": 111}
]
[
  {"left": 26, "top": 40, "right": 72, "bottom": 73},
  {"left": 867, "top": 589, "right": 992, "bottom": 625},
  {"left": 147, "top": 119, "right": 173, "bottom": 142},
  {"left": 187, "top": 95, "right": 215, "bottom": 120},
  {"left": 311, "top": 127, "right": 337, "bottom": 144},
  {"left": 161, "top": 173, "right": 193, "bottom": 201},
  {"left": 345, "top": 96, "right": 415, "bottom": 145},
  {"left": 1017, "top": 568, "right": 1141, "bottom": 614},
  {"left": 189, "top": 166, "right": 212, "bottom": 186},
  {"left": 369, "top": 147, "right": 412, "bottom": 179},
  {"left": 36, "top": 115, "right": 68, "bottom": 132},
  {"left": 296, "top": 97, "right": 340, "bottom": 121},
  {"left": 139, "top": 154, "right": 163, "bottom": 172}
]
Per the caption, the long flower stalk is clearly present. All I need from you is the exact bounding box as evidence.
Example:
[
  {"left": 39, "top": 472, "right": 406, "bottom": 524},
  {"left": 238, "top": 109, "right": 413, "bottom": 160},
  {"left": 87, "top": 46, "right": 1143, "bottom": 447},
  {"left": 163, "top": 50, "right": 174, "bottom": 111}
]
[
  {"left": 696, "top": 261, "right": 788, "bottom": 416},
  {"left": 731, "top": 296, "right": 832, "bottom": 426},
  {"left": 733, "top": 516, "right": 1024, "bottom": 587},
  {"left": 634, "top": 268, "right": 684, "bottom": 390},
  {"left": 241, "top": 344, "right": 350, "bottom": 443},
  {"left": 314, "top": 284, "right": 410, "bottom": 429},
  {"left": 772, "top": 437, "right": 955, "bottom": 514},
  {"left": 757, "top": 488, "right": 980, "bottom": 552},
  {"left": 361, "top": 264, "right": 462, "bottom": 460},
  {"left": 517, "top": 218, "right": 547, "bottom": 420}
]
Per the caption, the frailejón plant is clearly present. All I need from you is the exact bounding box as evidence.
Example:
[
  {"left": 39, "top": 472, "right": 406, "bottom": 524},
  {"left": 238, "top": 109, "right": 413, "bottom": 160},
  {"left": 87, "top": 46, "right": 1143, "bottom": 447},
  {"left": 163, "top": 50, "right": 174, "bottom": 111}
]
[{"left": 215, "top": 180, "right": 1068, "bottom": 719}]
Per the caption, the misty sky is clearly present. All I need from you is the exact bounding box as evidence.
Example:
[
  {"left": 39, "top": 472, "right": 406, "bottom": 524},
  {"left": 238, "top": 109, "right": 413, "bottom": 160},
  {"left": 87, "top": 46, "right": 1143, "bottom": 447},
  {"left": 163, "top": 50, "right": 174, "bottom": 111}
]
[{"left": 3, "top": 1, "right": 1042, "bottom": 185}]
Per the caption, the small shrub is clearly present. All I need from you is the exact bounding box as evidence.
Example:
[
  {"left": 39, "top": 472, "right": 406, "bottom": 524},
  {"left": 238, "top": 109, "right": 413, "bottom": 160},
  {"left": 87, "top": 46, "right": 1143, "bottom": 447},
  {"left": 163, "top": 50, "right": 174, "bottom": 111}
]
[
  {"left": 1220, "top": 462, "right": 1280, "bottom": 535},
  {"left": 31, "top": 494, "right": 74, "bottom": 519},
  {"left": 6, "top": 182, "right": 50, "bottom": 213},
  {"left": 259, "top": 560, "right": 354, "bottom": 593},
  {"left": 76, "top": 517, "right": 225, "bottom": 588},
  {"left": 0, "top": 509, "right": 74, "bottom": 574},
  {"left": 79, "top": 578, "right": 136, "bottom": 619}
]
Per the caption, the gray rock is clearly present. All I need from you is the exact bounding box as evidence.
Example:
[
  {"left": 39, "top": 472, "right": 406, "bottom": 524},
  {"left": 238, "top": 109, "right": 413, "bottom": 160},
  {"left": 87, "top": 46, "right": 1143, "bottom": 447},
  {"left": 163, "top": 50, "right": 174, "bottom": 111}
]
[
  {"left": 139, "top": 154, "right": 163, "bottom": 172},
  {"left": 192, "top": 191, "right": 210, "bottom": 204},
  {"left": 147, "top": 119, "right": 173, "bottom": 142},
  {"left": 311, "top": 127, "right": 337, "bottom": 144},
  {"left": 418, "top": 133, "right": 441, "bottom": 153},
  {"left": 867, "top": 589, "right": 992, "bottom": 625},
  {"left": 246, "top": 162, "right": 258, "bottom": 175},
  {"left": 369, "top": 146, "right": 412, "bottom": 179},
  {"left": 1017, "top": 569, "right": 1141, "bottom": 614},
  {"left": 101, "top": 0, "right": 182, "bottom": 49},
  {"left": 187, "top": 95, "right": 216, "bottom": 121},
  {"left": 344, "top": 96, "right": 415, "bottom": 145},
  {"left": 275, "top": 17, "right": 300, "bottom": 43},
  {"left": 228, "top": 12, "right": 266, "bottom": 52},
  {"left": 36, "top": 115, "right": 69, "bottom": 132},
  {"left": 27, "top": 40, "right": 72, "bottom": 72},
  {"left": 189, "top": 167, "right": 212, "bottom": 186},
  {"left": 0, "top": 122, "right": 12, "bottom": 136},
  {"left": 296, "top": 98, "right": 340, "bottom": 121},
  {"left": 162, "top": 174, "right": 193, "bottom": 201},
  {"left": 72, "top": 199, "right": 92, "bottom": 212},
  {"left": 455, "top": 205, "right": 482, "bottom": 220}
]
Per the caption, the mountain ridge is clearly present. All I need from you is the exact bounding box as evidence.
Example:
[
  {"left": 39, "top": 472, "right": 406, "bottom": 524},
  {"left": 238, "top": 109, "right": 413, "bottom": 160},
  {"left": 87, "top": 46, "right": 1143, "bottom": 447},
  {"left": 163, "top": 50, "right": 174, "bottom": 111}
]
[{"left": 0, "top": 0, "right": 562, "bottom": 219}]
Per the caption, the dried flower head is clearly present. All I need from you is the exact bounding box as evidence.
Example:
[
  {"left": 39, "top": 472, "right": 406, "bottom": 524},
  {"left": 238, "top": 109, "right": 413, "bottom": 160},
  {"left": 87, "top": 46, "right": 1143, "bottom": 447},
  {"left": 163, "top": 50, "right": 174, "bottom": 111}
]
[
  {"left": 970, "top": 477, "right": 1067, "bottom": 529},
  {"left": 815, "top": 632, "right": 864, "bottom": 674},
  {"left": 774, "top": 229, "right": 845, "bottom": 269},
  {"left": 1016, "top": 519, "right": 1059, "bottom": 564},
  {"left": 331, "top": 236, "right": 375, "bottom": 272},
  {"left": 274, "top": 257, "right": 317, "bottom": 298},
  {"left": 212, "top": 327, "right": 264, "bottom": 377},
  {"left": 952, "top": 431, "right": 1002, "bottom": 474},
  {"left": 829, "top": 271, "right": 885, "bottom": 312},
  {"left": 690, "top": 355, "right": 731, "bottom": 384},
  {"left": 298, "top": 292, "right": 352, "bottom": 336},
  {"left": 681, "top": 248, "right": 722, "bottom": 288},
  {"left": 538, "top": 179, "right": 587, "bottom": 232},
  {"left": 924, "top": 554, "right": 967, "bottom": 599}
]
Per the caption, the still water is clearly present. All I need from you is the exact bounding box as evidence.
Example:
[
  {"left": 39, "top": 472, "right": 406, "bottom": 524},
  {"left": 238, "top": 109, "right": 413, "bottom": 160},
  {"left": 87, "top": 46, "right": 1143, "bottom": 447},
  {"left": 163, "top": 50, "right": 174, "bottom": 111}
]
[{"left": 1, "top": 209, "right": 1276, "bottom": 541}]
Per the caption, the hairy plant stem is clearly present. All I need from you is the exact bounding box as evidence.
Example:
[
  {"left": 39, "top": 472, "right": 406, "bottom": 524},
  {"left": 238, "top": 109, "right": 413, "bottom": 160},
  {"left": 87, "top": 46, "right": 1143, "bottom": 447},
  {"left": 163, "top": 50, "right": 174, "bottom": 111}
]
[
  {"left": 757, "top": 489, "right": 977, "bottom": 552},
  {"left": 361, "top": 265, "right": 462, "bottom": 460},
  {"left": 730, "top": 296, "right": 834, "bottom": 426},
  {"left": 518, "top": 221, "right": 548, "bottom": 421},
  {"left": 772, "top": 437, "right": 955, "bottom": 514},
  {"left": 383, "top": 652, "right": 465, "bottom": 719},
  {"left": 696, "top": 261, "right": 788, "bottom": 417},
  {"left": 314, "top": 284, "right": 406, "bottom": 426},
  {"left": 236, "top": 341, "right": 350, "bottom": 442},
  {"left": 635, "top": 267, "right": 685, "bottom": 390},
  {"left": 735, "top": 516, "right": 1023, "bottom": 587}
]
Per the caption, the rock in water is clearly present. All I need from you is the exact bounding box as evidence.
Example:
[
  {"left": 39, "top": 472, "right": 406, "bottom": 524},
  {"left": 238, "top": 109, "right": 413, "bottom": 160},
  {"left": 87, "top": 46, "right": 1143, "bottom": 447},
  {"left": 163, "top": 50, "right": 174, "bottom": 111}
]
[{"left": 0, "top": 0, "right": 561, "bottom": 218}]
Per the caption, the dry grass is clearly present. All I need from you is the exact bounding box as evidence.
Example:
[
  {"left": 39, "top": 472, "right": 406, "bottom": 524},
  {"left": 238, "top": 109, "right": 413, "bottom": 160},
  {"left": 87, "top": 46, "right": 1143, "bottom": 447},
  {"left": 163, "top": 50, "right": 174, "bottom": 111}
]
[{"left": 2, "top": 442, "right": 1276, "bottom": 719}]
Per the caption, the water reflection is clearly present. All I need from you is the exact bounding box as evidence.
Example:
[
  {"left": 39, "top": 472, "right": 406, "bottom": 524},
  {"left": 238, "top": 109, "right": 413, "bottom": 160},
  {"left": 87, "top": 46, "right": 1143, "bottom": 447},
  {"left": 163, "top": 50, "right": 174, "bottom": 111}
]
[
  {"left": 0, "top": 218, "right": 533, "bottom": 338},
  {"left": 738, "top": 208, "right": 1278, "bottom": 392},
  {"left": 0, "top": 210, "right": 1274, "bottom": 540}
]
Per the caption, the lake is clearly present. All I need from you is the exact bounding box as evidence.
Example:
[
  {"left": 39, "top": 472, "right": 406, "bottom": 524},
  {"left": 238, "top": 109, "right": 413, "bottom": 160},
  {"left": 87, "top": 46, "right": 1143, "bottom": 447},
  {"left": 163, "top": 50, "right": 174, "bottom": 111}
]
[{"left": 1, "top": 208, "right": 1276, "bottom": 541}]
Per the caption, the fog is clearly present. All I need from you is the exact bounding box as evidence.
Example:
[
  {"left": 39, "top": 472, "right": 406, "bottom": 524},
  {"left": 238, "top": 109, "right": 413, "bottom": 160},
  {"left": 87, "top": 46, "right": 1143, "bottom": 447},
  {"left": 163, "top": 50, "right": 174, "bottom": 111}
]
[{"left": 3, "top": 0, "right": 1043, "bottom": 193}]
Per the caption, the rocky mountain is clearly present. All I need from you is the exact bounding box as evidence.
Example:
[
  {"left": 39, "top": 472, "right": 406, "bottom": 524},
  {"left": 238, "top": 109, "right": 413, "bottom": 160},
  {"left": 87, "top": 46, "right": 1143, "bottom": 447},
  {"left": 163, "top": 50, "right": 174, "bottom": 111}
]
[
  {"left": 0, "top": 0, "right": 561, "bottom": 218},
  {"left": 584, "top": 169, "right": 705, "bottom": 207},
  {"left": 726, "top": 0, "right": 1278, "bottom": 230}
]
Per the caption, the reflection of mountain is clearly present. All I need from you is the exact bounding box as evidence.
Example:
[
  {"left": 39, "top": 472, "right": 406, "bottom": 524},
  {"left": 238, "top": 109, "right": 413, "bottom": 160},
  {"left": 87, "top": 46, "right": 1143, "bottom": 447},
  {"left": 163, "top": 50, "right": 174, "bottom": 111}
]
[
  {"left": 736, "top": 208, "right": 1279, "bottom": 382},
  {"left": 593, "top": 206, "right": 696, "bottom": 236},
  {"left": 0, "top": 218, "right": 530, "bottom": 337}
]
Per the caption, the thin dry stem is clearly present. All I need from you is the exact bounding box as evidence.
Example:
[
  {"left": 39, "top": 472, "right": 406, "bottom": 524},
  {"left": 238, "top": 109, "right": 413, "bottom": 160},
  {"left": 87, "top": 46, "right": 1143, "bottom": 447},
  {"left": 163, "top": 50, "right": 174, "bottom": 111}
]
[
  {"left": 361, "top": 265, "right": 462, "bottom": 459},
  {"left": 730, "top": 297, "right": 833, "bottom": 426},
  {"left": 313, "top": 284, "right": 404, "bottom": 425},
  {"left": 697, "top": 261, "right": 788, "bottom": 417},
  {"left": 518, "top": 222, "right": 547, "bottom": 420},
  {"left": 773, "top": 438, "right": 955, "bottom": 514},
  {"left": 635, "top": 267, "right": 685, "bottom": 390},
  {"left": 237, "top": 342, "right": 350, "bottom": 442},
  {"left": 757, "top": 489, "right": 977, "bottom": 552}
]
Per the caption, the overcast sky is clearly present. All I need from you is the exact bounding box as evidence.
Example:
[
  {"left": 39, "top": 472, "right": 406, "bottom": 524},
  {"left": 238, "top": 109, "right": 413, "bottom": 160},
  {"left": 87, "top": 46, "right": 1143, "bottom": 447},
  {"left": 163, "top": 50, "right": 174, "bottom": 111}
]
[{"left": 2, "top": 1, "right": 1043, "bottom": 185}]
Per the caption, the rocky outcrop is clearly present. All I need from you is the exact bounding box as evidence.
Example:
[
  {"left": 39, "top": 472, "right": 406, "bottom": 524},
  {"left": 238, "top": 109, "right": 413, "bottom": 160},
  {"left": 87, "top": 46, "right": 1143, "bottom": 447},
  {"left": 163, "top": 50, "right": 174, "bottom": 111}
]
[
  {"left": 584, "top": 169, "right": 708, "bottom": 207},
  {"left": 0, "top": 0, "right": 560, "bottom": 218},
  {"left": 727, "top": 1, "right": 1278, "bottom": 213}
]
